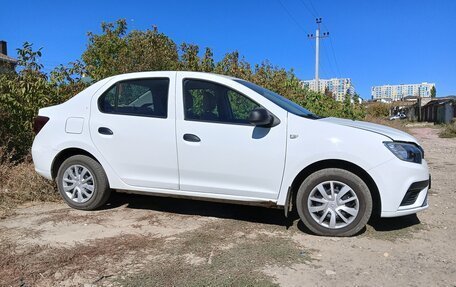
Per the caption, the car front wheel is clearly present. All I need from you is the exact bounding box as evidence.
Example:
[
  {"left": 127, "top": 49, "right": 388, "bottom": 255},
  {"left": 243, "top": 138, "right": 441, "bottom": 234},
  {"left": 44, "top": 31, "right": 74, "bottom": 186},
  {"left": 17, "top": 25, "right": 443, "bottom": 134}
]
[
  {"left": 296, "top": 168, "right": 372, "bottom": 237},
  {"left": 56, "top": 155, "right": 111, "bottom": 210}
]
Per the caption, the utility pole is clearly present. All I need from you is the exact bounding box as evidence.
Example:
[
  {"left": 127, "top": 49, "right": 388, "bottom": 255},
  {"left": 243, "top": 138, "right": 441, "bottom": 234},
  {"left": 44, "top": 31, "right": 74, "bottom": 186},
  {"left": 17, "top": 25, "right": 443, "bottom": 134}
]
[{"left": 308, "top": 18, "right": 329, "bottom": 93}]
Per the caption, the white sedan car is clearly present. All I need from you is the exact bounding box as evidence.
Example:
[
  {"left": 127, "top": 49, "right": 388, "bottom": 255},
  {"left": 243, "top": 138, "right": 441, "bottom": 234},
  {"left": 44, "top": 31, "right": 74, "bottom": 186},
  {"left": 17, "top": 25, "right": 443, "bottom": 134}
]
[{"left": 32, "top": 71, "right": 430, "bottom": 236}]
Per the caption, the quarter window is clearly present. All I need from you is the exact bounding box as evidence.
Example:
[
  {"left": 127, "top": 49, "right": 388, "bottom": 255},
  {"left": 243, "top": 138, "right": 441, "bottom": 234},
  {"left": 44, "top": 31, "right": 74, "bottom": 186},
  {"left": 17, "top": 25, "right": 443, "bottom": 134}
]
[
  {"left": 183, "top": 79, "right": 260, "bottom": 124},
  {"left": 99, "top": 78, "right": 169, "bottom": 118}
]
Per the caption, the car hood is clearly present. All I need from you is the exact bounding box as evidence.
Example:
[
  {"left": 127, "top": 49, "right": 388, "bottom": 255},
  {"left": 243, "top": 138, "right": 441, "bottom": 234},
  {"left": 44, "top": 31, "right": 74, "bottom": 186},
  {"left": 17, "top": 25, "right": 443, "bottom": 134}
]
[{"left": 319, "top": 117, "right": 418, "bottom": 143}]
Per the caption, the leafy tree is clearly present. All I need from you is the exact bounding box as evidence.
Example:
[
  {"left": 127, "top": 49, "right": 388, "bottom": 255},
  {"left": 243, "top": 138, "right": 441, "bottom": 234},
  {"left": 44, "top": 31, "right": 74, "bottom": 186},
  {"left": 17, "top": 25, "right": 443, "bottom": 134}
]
[
  {"left": 0, "top": 43, "right": 57, "bottom": 159},
  {"left": 342, "top": 93, "right": 354, "bottom": 118},
  {"left": 180, "top": 43, "right": 200, "bottom": 71},
  {"left": 123, "top": 28, "right": 179, "bottom": 72},
  {"left": 82, "top": 19, "right": 128, "bottom": 80},
  {"left": 16, "top": 42, "right": 43, "bottom": 73},
  {"left": 50, "top": 60, "right": 89, "bottom": 102},
  {"left": 82, "top": 20, "right": 179, "bottom": 80},
  {"left": 0, "top": 44, "right": 87, "bottom": 160},
  {"left": 351, "top": 93, "right": 365, "bottom": 119},
  {"left": 430, "top": 86, "right": 436, "bottom": 98},
  {"left": 200, "top": 48, "right": 215, "bottom": 72}
]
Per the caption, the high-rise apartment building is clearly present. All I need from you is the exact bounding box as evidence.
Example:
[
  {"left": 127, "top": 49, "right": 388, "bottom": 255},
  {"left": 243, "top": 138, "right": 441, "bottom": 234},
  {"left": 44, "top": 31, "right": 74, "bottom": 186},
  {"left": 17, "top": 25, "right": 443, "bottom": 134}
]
[
  {"left": 371, "top": 82, "right": 435, "bottom": 101},
  {"left": 302, "top": 78, "right": 354, "bottom": 101}
]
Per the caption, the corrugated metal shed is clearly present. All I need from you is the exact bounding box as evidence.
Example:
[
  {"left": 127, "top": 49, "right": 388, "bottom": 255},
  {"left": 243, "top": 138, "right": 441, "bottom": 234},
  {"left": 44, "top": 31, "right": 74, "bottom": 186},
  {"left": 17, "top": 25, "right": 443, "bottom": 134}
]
[{"left": 421, "top": 96, "right": 456, "bottom": 124}]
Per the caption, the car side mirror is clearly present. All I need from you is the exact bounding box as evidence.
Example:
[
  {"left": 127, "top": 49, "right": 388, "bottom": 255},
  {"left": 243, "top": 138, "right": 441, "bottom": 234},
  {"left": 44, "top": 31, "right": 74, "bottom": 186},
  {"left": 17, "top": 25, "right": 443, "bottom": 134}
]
[{"left": 248, "top": 108, "right": 274, "bottom": 127}]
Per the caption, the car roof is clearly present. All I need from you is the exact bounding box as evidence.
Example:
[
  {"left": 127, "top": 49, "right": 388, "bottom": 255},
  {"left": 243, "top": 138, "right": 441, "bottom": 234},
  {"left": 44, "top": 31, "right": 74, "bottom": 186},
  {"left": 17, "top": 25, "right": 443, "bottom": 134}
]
[{"left": 109, "top": 71, "right": 240, "bottom": 81}]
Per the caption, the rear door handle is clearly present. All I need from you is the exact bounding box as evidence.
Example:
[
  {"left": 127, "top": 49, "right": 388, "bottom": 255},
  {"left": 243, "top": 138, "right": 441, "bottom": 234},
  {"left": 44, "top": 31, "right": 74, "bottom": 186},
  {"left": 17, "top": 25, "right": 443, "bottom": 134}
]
[
  {"left": 183, "top": 133, "right": 201, "bottom": 142},
  {"left": 98, "top": 127, "right": 113, "bottom": 135}
]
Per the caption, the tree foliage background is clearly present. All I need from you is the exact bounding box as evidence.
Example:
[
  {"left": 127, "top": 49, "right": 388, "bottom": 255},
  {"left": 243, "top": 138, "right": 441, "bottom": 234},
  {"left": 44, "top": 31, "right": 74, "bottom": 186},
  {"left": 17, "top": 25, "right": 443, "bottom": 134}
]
[
  {"left": 0, "top": 19, "right": 365, "bottom": 161},
  {"left": 430, "top": 86, "right": 436, "bottom": 98}
]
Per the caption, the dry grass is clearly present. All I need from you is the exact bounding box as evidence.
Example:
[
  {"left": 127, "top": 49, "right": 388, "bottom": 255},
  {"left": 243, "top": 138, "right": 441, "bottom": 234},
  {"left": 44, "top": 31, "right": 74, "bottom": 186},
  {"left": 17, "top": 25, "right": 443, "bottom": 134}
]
[
  {"left": 0, "top": 150, "right": 59, "bottom": 217},
  {"left": 119, "top": 220, "right": 311, "bottom": 287},
  {"left": 0, "top": 219, "right": 311, "bottom": 287},
  {"left": 365, "top": 102, "right": 390, "bottom": 118},
  {"left": 439, "top": 122, "right": 456, "bottom": 138},
  {"left": 0, "top": 234, "right": 164, "bottom": 286}
]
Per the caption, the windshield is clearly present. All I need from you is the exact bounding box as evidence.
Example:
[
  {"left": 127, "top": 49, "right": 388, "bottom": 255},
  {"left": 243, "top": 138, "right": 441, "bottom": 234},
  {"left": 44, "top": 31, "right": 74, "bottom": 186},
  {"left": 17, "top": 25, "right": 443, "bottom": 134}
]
[{"left": 234, "top": 79, "right": 319, "bottom": 119}]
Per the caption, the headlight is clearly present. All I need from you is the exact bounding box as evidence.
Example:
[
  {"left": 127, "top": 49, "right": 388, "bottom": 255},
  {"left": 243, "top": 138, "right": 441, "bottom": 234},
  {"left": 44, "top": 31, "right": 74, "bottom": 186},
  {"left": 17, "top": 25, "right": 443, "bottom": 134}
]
[{"left": 384, "top": 142, "right": 423, "bottom": 164}]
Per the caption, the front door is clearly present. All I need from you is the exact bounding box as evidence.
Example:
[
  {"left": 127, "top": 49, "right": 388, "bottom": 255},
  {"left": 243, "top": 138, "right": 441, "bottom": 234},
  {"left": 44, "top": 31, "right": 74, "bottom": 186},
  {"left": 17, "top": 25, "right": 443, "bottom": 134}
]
[{"left": 175, "top": 75, "right": 287, "bottom": 200}]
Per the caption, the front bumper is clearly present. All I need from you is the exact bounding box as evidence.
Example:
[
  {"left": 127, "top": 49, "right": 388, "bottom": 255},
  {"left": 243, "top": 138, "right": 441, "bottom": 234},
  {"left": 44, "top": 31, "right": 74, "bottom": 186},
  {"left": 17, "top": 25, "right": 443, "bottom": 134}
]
[{"left": 368, "top": 158, "right": 430, "bottom": 218}]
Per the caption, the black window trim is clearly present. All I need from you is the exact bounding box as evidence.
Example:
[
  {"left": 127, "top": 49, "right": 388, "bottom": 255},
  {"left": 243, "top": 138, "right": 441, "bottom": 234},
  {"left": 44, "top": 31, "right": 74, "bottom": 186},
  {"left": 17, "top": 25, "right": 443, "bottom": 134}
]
[
  {"left": 182, "top": 78, "right": 277, "bottom": 126},
  {"left": 97, "top": 77, "right": 170, "bottom": 119}
]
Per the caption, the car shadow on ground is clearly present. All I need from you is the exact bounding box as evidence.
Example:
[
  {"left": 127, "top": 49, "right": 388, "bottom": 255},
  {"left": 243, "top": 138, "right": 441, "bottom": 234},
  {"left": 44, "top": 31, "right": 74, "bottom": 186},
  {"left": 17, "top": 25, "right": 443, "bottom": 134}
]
[
  {"left": 102, "top": 191, "right": 422, "bottom": 235},
  {"left": 103, "top": 191, "right": 295, "bottom": 227},
  {"left": 368, "top": 213, "right": 421, "bottom": 232}
]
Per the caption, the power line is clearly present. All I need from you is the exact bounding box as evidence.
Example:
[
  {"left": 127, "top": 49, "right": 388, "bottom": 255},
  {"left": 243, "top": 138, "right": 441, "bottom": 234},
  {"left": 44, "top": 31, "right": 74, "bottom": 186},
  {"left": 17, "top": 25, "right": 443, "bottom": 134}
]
[
  {"left": 322, "top": 41, "right": 336, "bottom": 78},
  {"left": 322, "top": 20, "right": 342, "bottom": 78},
  {"left": 297, "top": 0, "right": 317, "bottom": 18},
  {"left": 277, "top": 0, "right": 307, "bottom": 32},
  {"left": 307, "top": 0, "right": 319, "bottom": 18},
  {"left": 328, "top": 36, "right": 342, "bottom": 78}
]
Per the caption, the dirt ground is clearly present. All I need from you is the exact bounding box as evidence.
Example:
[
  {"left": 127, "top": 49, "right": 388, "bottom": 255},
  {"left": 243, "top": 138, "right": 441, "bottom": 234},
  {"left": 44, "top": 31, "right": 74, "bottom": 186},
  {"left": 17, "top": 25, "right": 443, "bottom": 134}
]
[{"left": 1, "top": 127, "right": 455, "bottom": 287}]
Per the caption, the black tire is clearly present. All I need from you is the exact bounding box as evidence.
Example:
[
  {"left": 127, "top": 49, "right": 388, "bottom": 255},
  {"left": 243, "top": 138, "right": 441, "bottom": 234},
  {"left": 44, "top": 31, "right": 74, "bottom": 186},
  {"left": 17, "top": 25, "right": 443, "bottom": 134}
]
[
  {"left": 56, "top": 155, "right": 111, "bottom": 210},
  {"left": 296, "top": 168, "right": 372, "bottom": 237}
]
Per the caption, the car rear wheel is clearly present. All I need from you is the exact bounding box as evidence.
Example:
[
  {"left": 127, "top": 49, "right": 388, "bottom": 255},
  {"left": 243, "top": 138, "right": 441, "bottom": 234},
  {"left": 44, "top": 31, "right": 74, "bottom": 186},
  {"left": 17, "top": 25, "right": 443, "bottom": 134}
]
[
  {"left": 56, "top": 155, "right": 111, "bottom": 210},
  {"left": 296, "top": 168, "right": 372, "bottom": 237}
]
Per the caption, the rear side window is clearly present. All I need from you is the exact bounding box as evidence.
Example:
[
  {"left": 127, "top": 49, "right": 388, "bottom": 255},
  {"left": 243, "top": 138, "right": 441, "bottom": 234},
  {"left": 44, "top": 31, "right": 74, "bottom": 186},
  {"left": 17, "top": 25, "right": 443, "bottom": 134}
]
[{"left": 98, "top": 78, "right": 169, "bottom": 118}]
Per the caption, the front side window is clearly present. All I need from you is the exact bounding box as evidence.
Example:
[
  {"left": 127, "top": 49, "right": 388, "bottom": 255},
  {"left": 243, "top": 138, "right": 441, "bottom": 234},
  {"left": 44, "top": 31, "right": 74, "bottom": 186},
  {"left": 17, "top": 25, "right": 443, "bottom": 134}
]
[
  {"left": 183, "top": 79, "right": 260, "bottom": 124},
  {"left": 99, "top": 78, "right": 169, "bottom": 118}
]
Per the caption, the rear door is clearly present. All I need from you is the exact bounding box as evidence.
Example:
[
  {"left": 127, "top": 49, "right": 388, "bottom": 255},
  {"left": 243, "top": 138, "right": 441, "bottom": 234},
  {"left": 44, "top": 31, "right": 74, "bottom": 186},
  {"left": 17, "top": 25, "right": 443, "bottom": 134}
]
[{"left": 90, "top": 72, "right": 179, "bottom": 189}]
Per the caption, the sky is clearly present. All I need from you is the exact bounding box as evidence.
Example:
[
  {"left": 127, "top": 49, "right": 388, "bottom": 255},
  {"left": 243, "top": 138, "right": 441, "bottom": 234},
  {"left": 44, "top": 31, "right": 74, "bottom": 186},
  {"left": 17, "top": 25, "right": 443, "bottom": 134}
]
[{"left": 1, "top": 0, "right": 455, "bottom": 99}]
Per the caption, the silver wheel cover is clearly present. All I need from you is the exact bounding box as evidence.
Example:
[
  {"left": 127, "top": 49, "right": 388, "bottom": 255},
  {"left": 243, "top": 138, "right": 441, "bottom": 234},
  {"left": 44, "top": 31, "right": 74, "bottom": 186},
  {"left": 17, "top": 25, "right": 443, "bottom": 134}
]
[
  {"left": 307, "top": 181, "right": 359, "bottom": 229},
  {"left": 62, "top": 165, "right": 95, "bottom": 203}
]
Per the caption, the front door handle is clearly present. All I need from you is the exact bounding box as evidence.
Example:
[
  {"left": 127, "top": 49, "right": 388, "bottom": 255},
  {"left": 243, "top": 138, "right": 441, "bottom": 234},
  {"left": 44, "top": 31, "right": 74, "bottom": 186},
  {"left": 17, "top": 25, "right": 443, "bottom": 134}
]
[
  {"left": 98, "top": 127, "right": 113, "bottom": 135},
  {"left": 183, "top": 133, "right": 201, "bottom": 142}
]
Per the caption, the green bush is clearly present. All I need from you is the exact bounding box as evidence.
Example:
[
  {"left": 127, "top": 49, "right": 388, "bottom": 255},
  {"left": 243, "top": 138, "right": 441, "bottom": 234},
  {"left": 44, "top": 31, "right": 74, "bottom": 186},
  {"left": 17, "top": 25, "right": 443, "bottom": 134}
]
[{"left": 0, "top": 43, "right": 87, "bottom": 161}]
